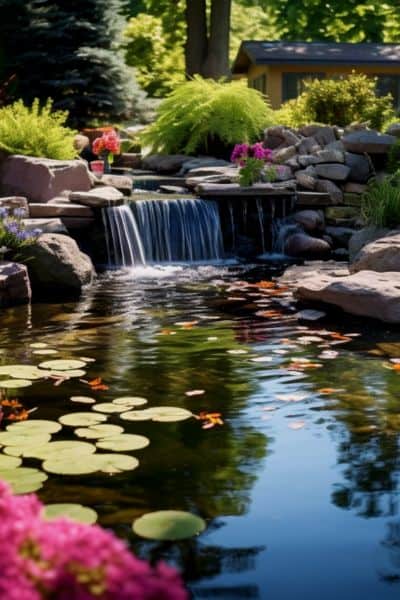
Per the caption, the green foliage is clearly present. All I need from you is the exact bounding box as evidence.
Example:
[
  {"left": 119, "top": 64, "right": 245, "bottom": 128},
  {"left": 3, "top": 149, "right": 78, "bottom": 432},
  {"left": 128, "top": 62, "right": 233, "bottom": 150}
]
[
  {"left": 361, "top": 174, "right": 400, "bottom": 228},
  {"left": 142, "top": 77, "right": 276, "bottom": 156},
  {"left": 0, "top": 99, "right": 76, "bottom": 159},
  {"left": 124, "top": 13, "right": 185, "bottom": 97},
  {"left": 387, "top": 139, "right": 400, "bottom": 174},
  {"left": 274, "top": 73, "right": 394, "bottom": 130}
]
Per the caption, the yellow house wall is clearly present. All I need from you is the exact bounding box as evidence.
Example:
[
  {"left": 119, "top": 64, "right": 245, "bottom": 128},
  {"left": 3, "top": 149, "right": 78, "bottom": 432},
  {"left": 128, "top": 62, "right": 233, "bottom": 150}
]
[{"left": 247, "top": 63, "right": 400, "bottom": 109}]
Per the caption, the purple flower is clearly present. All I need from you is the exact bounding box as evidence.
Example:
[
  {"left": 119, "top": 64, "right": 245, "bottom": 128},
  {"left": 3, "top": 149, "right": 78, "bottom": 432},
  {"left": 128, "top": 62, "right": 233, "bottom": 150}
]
[
  {"left": 4, "top": 221, "right": 19, "bottom": 235},
  {"left": 13, "top": 207, "right": 27, "bottom": 219},
  {"left": 251, "top": 143, "right": 273, "bottom": 162},
  {"left": 31, "top": 228, "right": 42, "bottom": 238},
  {"left": 231, "top": 143, "right": 250, "bottom": 163},
  {"left": 0, "top": 207, "right": 8, "bottom": 219}
]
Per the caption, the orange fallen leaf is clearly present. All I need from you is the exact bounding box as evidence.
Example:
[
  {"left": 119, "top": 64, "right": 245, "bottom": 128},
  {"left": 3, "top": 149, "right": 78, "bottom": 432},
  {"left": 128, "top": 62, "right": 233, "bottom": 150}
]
[
  {"left": 256, "top": 310, "right": 283, "bottom": 318},
  {"left": 6, "top": 409, "right": 29, "bottom": 421},
  {"left": 318, "top": 387, "right": 342, "bottom": 394},
  {"left": 0, "top": 399, "right": 22, "bottom": 408}
]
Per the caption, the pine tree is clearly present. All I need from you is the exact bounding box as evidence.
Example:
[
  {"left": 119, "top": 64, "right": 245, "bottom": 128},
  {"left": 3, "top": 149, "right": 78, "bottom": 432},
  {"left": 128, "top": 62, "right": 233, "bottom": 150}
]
[{"left": 0, "top": 0, "right": 143, "bottom": 127}]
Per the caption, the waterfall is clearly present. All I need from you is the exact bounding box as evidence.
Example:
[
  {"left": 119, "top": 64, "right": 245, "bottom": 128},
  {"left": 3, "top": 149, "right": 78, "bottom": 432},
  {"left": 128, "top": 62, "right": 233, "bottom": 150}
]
[
  {"left": 256, "top": 198, "right": 266, "bottom": 254},
  {"left": 271, "top": 219, "right": 302, "bottom": 255},
  {"left": 102, "top": 205, "right": 145, "bottom": 267},
  {"left": 133, "top": 197, "right": 224, "bottom": 262},
  {"left": 228, "top": 200, "right": 235, "bottom": 251}
]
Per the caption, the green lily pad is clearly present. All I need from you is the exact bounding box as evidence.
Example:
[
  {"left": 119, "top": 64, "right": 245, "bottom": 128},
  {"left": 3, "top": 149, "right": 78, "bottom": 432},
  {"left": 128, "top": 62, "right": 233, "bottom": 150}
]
[
  {"left": 120, "top": 409, "right": 152, "bottom": 422},
  {"left": 70, "top": 396, "right": 96, "bottom": 404},
  {"left": 45, "top": 369, "right": 86, "bottom": 378},
  {"left": 92, "top": 403, "right": 128, "bottom": 414},
  {"left": 59, "top": 412, "right": 107, "bottom": 427},
  {"left": 32, "top": 349, "right": 59, "bottom": 356},
  {"left": 132, "top": 510, "right": 206, "bottom": 541},
  {"left": 21, "top": 440, "right": 97, "bottom": 460},
  {"left": 146, "top": 406, "right": 193, "bottom": 422},
  {"left": 0, "top": 455, "right": 22, "bottom": 469},
  {"left": 0, "top": 365, "right": 46, "bottom": 380},
  {"left": 0, "top": 379, "right": 32, "bottom": 389},
  {"left": 29, "top": 342, "right": 49, "bottom": 349},
  {"left": 0, "top": 431, "right": 51, "bottom": 448},
  {"left": 75, "top": 424, "right": 124, "bottom": 439},
  {"left": 95, "top": 453, "right": 139, "bottom": 474},
  {"left": 38, "top": 359, "right": 86, "bottom": 371},
  {"left": 96, "top": 434, "right": 150, "bottom": 452},
  {"left": 7, "top": 420, "right": 62, "bottom": 434},
  {"left": 43, "top": 503, "right": 98, "bottom": 524},
  {"left": 79, "top": 357, "right": 96, "bottom": 363},
  {"left": 43, "top": 452, "right": 138, "bottom": 475},
  {"left": 0, "top": 467, "right": 48, "bottom": 494},
  {"left": 113, "top": 397, "right": 148, "bottom": 407}
]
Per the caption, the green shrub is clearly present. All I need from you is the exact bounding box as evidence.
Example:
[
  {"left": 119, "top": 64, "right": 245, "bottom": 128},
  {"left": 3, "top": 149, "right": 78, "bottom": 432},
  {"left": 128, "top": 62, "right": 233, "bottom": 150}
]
[
  {"left": 387, "top": 139, "right": 400, "bottom": 174},
  {"left": 274, "top": 73, "right": 395, "bottom": 130},
  {"left": 361, "top": 174, "right": 400, "bottom": 228},
  {"left": 142, "top": 76, "right": 276, "bottom": 157},
  {"left": 0, "top": 99, "right": 76, "bottom": 159}
]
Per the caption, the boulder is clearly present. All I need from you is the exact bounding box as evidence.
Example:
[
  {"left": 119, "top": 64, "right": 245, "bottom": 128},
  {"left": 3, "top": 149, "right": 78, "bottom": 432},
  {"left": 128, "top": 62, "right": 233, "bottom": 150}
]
[
  {"left": 385, "top": 122, "right": 400, "bottom": 138},
  {"left": 0, "top": 261, "right": 31, "bottom": 307},
  {"left": 350, "top": 231, "right": 400, "bottom": 273},
  {"left": 297, "top": 137, "right": 321, "bottom": 155},
  {"left": 97, "top": 174, "right": 132, "bottom": 195},
  {"left": 0, "top": 156, "right": 92, "bottom": 202},
  {"left": 142, "top": 154, "right": 193, "bottom": 174},
  {"left": 314, "top": 126, "right": 338, "bottom": 146},
  {"left": 325, "top": 226, "right": 355, "bottom": 248},
  {"left": 0, "top": 196, "right": 29, "bottom": 215},
  {"left": 294, "top": 210, "right": 324, "bottom": 232},
  {"left": 348, "top": 226, "right": 390, "bottom": 261},
  {"left": 285, "top": 232, "right": 331, "bottom": 257},
  {"left": 69, "top": 186, "right": 124, "bottom": 207},
  {"left": 342, "top": 130, "right": 396, "bottom": 154},
  {"left": 298, "top": 155, "right": 319, "bottom": 167},
  {"left": 22, "top": 218, "right": 67, "bottom": 234},
  {"left": 343, "top": 182, "right": 368, "bottom": 194},
  {"left": 264, "top": 126, "right": 287, "bottom": 149},
  {"left": 315, "top": 180, "right": 343, "bottom": 203},
  {"left": 315, "top": 163, "right": 351, "bottom": 181},
  {"left": 314, "top": 149, "right": 344, "bottom": 164},
  {"left": 19, "top": 233, "right": 94, "bottom": 297},
  {"left": 294, "top": 269, "right": 400, "bottom": 323},
  {"left": 29, "top": 203, "right": 94, "bottom": 218},
  {"left": 275, "top": 165, "right": 293, "bottom": 181},
  {"left": 272, "top": 145, "right": 297, "bottom": 163},
  {"left": 295, "top": 170, "right": 317, "bottom": 190},
  {"left": 344, "top": 152, "right": 371, "bottom": 183},
  {"left": 285, "top": 156, "right": 300, "bottom": 170}
]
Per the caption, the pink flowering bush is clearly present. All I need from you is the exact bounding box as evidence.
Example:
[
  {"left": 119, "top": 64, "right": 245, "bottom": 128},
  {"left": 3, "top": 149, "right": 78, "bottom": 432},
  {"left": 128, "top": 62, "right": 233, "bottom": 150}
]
[
  {"left": 0, "top": 481, "right": 188, "bottom": 600},
  {"left": 231, "top": 142, "right": 276, "bottom": 187},
  {"left": 92, "top": 130, "right": 121, "bottom": 158}
]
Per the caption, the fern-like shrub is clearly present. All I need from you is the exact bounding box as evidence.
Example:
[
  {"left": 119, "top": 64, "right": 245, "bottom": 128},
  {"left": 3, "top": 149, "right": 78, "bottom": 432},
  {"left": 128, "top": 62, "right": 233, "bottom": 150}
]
[
  {"left": 0, "top": 99, "right": 76, "bottom": 160},
  {"left": 142, "top": 77, "right": 276, "bottom": 157},
  {"left": 274, "top": 73, "right": 394, "bottom": 130},
  {"left": 361, "top": 173, "right": 400, "bottom": 228}
]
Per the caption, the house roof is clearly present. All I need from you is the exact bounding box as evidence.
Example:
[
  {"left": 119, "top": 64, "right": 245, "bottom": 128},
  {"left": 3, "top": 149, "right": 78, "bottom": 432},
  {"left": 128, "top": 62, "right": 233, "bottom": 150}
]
[{"left": 232, "top": 41, "right": 400, "bottom": 74}]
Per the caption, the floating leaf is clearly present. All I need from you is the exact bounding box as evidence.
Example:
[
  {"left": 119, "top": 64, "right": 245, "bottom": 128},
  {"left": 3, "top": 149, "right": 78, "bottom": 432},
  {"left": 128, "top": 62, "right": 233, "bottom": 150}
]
[
  {"left": 50, "top": 369, "right": 86, "bottom": 378},
  {"left": 79, "top": 357, "right": 96, "bottom": 363},
  {"left": 70, "top": 396, "right": 96, "bottom": 404},
  {"left": 6, "top": 420, "right": 61, "bottom": 434},
  {"left": 185, "top": 390, "right": 205, "bottom": 397},
  {"left": 92, "top": 403, "right": 128, "bottom": 414},
  {"left": 96, "top": 434, "right": 150, "bottom": 452},
  {"left": 132, "top": 510, "right": 206, "bottom": 541},
  {"left": 32, "top": 349, "right": 59, "bottom": 356},
  {"left": 0, "top": 467, "right": 47, "bottom": 494},
  {"left": 0, "top": 379, "right": 32, "bottom": 389},
  {"left": 21, "top": 440, "right": 97, "bottom": 460},
  {"left": 0, "top": 455, "right": 21, "bottom": 469},
  {"left": 59, "top": 412, "right": 107, "bottom": 427},
  {"left": 0, "top": 431, "right": 51, "bottom": 448},
  {"left": 120, "top": 410, "right": 152, "bottom": 422},
  {"left": 39, "top": 359, "right": 86, "bottom": 371},
  {"left": 95, "top": 453, "right": 139, "bottom": 474},
  {"left": 43, "top": 503, "right": 98, "bottom": 524},
  {"left": 75, "top": 425, "right": 124, "bottom": 439},
  {"left": 112, "top": 397, "right": 148, "bottom": 407},
  {"left": 0, "top": 365, "right": 48, "bottom": 380},
  {"left": 44, "top": 453, "right": 138, "bottom": 475},
  {"left": 146, "top": 406, "right": 193, "bottom": 422},
  {"left": 29, "top": 342, "right": 48, "bottom": 349}
]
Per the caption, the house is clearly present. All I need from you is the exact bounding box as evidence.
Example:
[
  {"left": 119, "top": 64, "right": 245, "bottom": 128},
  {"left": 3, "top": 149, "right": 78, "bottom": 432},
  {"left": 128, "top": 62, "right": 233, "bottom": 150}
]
[{"left": 231, "top": 41, "right": 400, "bottom": 110}]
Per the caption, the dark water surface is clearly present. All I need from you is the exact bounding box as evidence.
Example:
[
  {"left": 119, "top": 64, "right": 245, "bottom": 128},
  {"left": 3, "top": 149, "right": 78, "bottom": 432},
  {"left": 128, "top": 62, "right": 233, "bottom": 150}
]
[{"left": 1, "top": 264, "right": 400, "bottom": 599}]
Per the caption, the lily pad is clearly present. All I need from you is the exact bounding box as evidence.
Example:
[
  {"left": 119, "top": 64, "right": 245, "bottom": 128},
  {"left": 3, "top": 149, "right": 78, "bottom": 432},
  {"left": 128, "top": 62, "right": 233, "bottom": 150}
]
[
  {"left": 38, "top": 359, "right": 86, "bottom": 371},
  {"left": 0, "top": 365, "right": 47, "bottom": 380},
  {"left": 7, "top": 420, "right": 62, "bottom": 434},
  {"left": 43, "top": 453, "right": 138, "bottom": 475},
  {"left": 132, "top": 510, "right": 206, "bottom": 541},
  {"left": 112, "top": 397, "right": 148, "bottom": 407},
  {"left": 0, "top": 467, "right": 47, "bottom": 494},
  {"left": 0, "top": 455, "right": 22, "bottom": 469},
  {"left": 96, "top": 434, "right": 150, "bottom": 452},
  {"left": 146, "top": 406, "right": 193, "bottom": 422},
  {"left": 96, "top": 453, "right": 139, "bottom": 474},
  {"left": 120, "top": 409, "right": 152, "bottom": 422},
  {"left": 43, "top": 503, "right": 98, "bottom": 524},
  {"left": 92, "top": 403, "right": 128, "bottom": 414},
  {"left": 50, "top": 369, "right": 86, "bottom": 378},
  {"left": 59, "top": 412, "right": 107, "bottom": 427},
  {"left": 0, "top": 379, "right": 32, "bottom": 389},
  {"left": 32, "top": 349, "right": 59, "bottom": 356},
  {"left": 29, "top": 342, "right": 49, "bottom": 349},
  {"left": 79, "top": 357, "right": 96, "bottom": 363},
  {"left": 0, "top": 431, "right": 51, "bottom": 448},
  {"left": 70, "top": 396, "right": 96, "bottom": 404},
  {"left": 21, "top": 440, "right": 97, "bottom": 460},
  {"left": 75, "top": 424, "right": 124, "bottom": 439}
]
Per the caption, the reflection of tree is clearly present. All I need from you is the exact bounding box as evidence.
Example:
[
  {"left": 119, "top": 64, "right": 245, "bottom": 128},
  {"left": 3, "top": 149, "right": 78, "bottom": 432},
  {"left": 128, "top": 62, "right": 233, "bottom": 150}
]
[{"left": 380, "top": 521, "right": 400, "bottom": 582}]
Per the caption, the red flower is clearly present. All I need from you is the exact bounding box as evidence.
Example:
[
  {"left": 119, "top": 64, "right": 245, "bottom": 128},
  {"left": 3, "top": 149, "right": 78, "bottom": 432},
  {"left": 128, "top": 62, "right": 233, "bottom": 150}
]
[{"left": 92, "top": 130, "right": 120, "bottom": 156}]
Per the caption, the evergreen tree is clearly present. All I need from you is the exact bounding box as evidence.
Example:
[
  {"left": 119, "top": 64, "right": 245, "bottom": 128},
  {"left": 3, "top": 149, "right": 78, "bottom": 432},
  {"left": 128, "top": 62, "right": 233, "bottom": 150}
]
[{"left": 0, "top": 0, "right": 143, "bottom": 127}]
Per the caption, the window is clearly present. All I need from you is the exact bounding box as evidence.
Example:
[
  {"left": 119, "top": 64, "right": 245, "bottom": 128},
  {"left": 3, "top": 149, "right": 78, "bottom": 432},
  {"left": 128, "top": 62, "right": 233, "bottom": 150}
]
[
  {"left": 250, "top": 74, "right": 267, "bottom": 95},
  {"left": 282, "top": 72, "right": 325, "bottom": 102},
  {"left": 375, "top": 75, "right": 400, "bottom": 111}
]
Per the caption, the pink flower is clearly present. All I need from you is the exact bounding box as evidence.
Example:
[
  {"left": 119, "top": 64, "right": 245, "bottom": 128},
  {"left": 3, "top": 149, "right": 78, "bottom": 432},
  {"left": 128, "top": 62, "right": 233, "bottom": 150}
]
[
  {"left": 92, "top": 130, "right": 120, "bottom": 156},
  {"left": 231, "top": 143, "right": 250, "bottom": 164}
]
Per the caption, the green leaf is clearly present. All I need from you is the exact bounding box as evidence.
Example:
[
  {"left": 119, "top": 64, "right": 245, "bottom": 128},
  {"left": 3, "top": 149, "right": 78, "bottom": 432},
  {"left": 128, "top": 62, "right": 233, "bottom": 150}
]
[{"left": 132, "top": 510, "right": 206, "bottom": 540}]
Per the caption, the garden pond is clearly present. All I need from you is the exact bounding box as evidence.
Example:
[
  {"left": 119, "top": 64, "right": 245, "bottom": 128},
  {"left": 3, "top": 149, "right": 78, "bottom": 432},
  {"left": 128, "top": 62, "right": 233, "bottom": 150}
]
[{"left": 1, "top": 263, "right": 400, "bottom": 599}]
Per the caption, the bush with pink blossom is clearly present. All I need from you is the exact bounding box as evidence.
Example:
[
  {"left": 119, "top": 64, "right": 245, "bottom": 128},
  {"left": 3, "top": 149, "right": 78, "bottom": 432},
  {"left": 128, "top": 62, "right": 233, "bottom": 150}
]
[
  {"left": 231, "top": 142, "right": 276, "bottom": 187},
  {"left": 0, "top": 481, "right": 188, "bottom": 600}
]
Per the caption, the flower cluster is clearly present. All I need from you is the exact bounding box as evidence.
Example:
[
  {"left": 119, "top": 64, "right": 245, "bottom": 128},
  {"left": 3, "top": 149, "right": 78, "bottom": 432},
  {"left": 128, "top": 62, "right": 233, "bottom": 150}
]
[
  {"left": 231, "top": 142, "right": 273, "bottom": 166},
  {"left": 0, "top": 206, "right": 41, "bottom": 253},
  {"left": 0, "top": 481, "right": 188, "bottom": 600},
  {"left": 92, "top": 130, "right": 120, "bottom": 157},
  {"left": 231, "top": 142, "right": 276, "bottom": 187}
]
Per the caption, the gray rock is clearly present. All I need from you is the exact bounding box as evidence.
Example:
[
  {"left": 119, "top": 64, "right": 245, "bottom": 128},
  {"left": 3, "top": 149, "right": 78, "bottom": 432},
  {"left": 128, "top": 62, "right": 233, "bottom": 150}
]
[
  {"left": 264, "top": 125, "right": 286, "bottom": 149},
  {"left": 343, "top": 182, "right": 368, "bottom": 194},
  {"left": 272, "top": 145, "right": 297, "bottom": 163},
  {"left": 325, "top": 226, "right": 355, "bottom": 248},
  {"left": 342, "top": 130, "right": 396, "bottom": 154},
  {"left": 281, "top": 129, "right": 301, "bottom": 146},
  {"left": 325, "top": 140, "right": 345, "bottom": 152},
  {"left": 0, "top": 261, "right": 31, "bottom": 307},
  {"left": 315, "top": 163, "right": 350, "bottom": 181},
  {"left": 285, "top": 233, "right": 331, "bottom": 257},
  {"left": 385, "top": 122, "right": 400, "bottom": 138},
  {"left": 22, "top": 218, "right": 67, "bottom": 234},
  {"left": 294, "top": 210, "right": 324, "bottom": 232},
  {"left": 314, "top": 126, "right": 338, "bottom": 146},
  {"left": 350, "top": 231, "right": 400, "bottom": 272},
  {"left": 314, "top": 149, "right": 345, "bottom": 164},
  {"left": 179, "top": 157, "right": 230, "bottom": 175},
  {"left": 295, "top": 170, "right": 317, "bottom": 190},
  {"left": 298, "top": 125, "right": 323, "bottom": 137},
  {"left": 298, "top": 154, "right": 319, "bottom": 167},
  {"left": 295, "top": 269, "right": 400, "bottom": 323},
  {"left": 285, "top": 156, "right": 300, "bottom": 170},
  {"left": 344, "top": 152, "right": 371, "bottom": 183},
  {"left": 185, "top": 165, "right": 237, "bottom": 178},
  {"left": 297, "top": 137, "right": 321, "bottom": 155},
  {"left": 274, "top": 165, "right": 293, "bottom": 181},
  {"left": 113, "top": 153, "right": 142, "bottom": 170},
  {"left": 0, "top": 196, "right": 29, "bottom": 216},
  {"left": 142, "top": 154, "right": 194, "bottom": 174},
  {"left": 29, "top": 203, "right": 94, "bottom": 219},
  {"left": 96, "top": 174, "right": 132, "bottom": 195},
  {"left": 69, "top": 186, "right": 124, "bottom": 207},
  {"left": 348, "top": 226, "right": 390, "bottom": 260},
  {"left": 315, "top": 180, "right": 343, "bottom": 203},
  {"left": 20, "top": 233, "right": 94, "bottom": 297},
  {"left": 0, "top": 156, "right": 92, "bottom": 203}
]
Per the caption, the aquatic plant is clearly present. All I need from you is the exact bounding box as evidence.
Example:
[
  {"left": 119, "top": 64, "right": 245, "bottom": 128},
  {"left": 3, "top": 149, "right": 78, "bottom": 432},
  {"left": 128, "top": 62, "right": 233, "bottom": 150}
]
[{"left": 0, "top": 480, "right": 188, "bottom": 599}]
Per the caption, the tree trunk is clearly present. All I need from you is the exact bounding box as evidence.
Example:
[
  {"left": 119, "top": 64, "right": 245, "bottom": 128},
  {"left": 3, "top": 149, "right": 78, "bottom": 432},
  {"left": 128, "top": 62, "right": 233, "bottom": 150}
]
[
  {"left": 202, "top": 0, "right": 231, "bottom": 79},
  {"left": 185, "top": 0, "right": 207, "bottom": 77}
]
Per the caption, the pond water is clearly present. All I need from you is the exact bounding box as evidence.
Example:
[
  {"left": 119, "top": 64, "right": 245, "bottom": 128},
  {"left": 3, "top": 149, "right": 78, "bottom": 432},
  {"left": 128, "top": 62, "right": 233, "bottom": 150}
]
[{"left": 1, "top": 263, "right": 400, "bottom": 599}]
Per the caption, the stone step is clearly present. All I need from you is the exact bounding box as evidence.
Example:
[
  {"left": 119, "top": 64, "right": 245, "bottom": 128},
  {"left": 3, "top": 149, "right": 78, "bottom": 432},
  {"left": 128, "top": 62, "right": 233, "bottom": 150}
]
[
  {"left": 22, "top": 218, "right": 67, "bottom": 234},
  {"left": 29, "top": 203, "right": 94, "bottom": 218}
]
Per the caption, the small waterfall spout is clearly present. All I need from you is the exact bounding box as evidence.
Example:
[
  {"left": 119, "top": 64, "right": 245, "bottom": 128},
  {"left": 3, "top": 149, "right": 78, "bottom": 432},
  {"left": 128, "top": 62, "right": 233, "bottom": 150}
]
[
  {"left": 102, "top": 205, "right": 146, "bottom": 267},
  {"left": 133, "top": 198, "right": 224, "bottom": 263}
]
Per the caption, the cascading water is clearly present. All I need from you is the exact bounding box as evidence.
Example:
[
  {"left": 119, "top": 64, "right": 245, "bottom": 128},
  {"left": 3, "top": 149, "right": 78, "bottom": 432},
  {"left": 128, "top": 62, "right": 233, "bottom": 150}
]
[
  {"left": 256, "top": 198, "right": 266, "bottom": 254},
  {"left": 133, "top": 197, "right": 224, "bottom": 263},
  {"left": 102, "top": 205, "right": 145, "bottom": 267}
]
